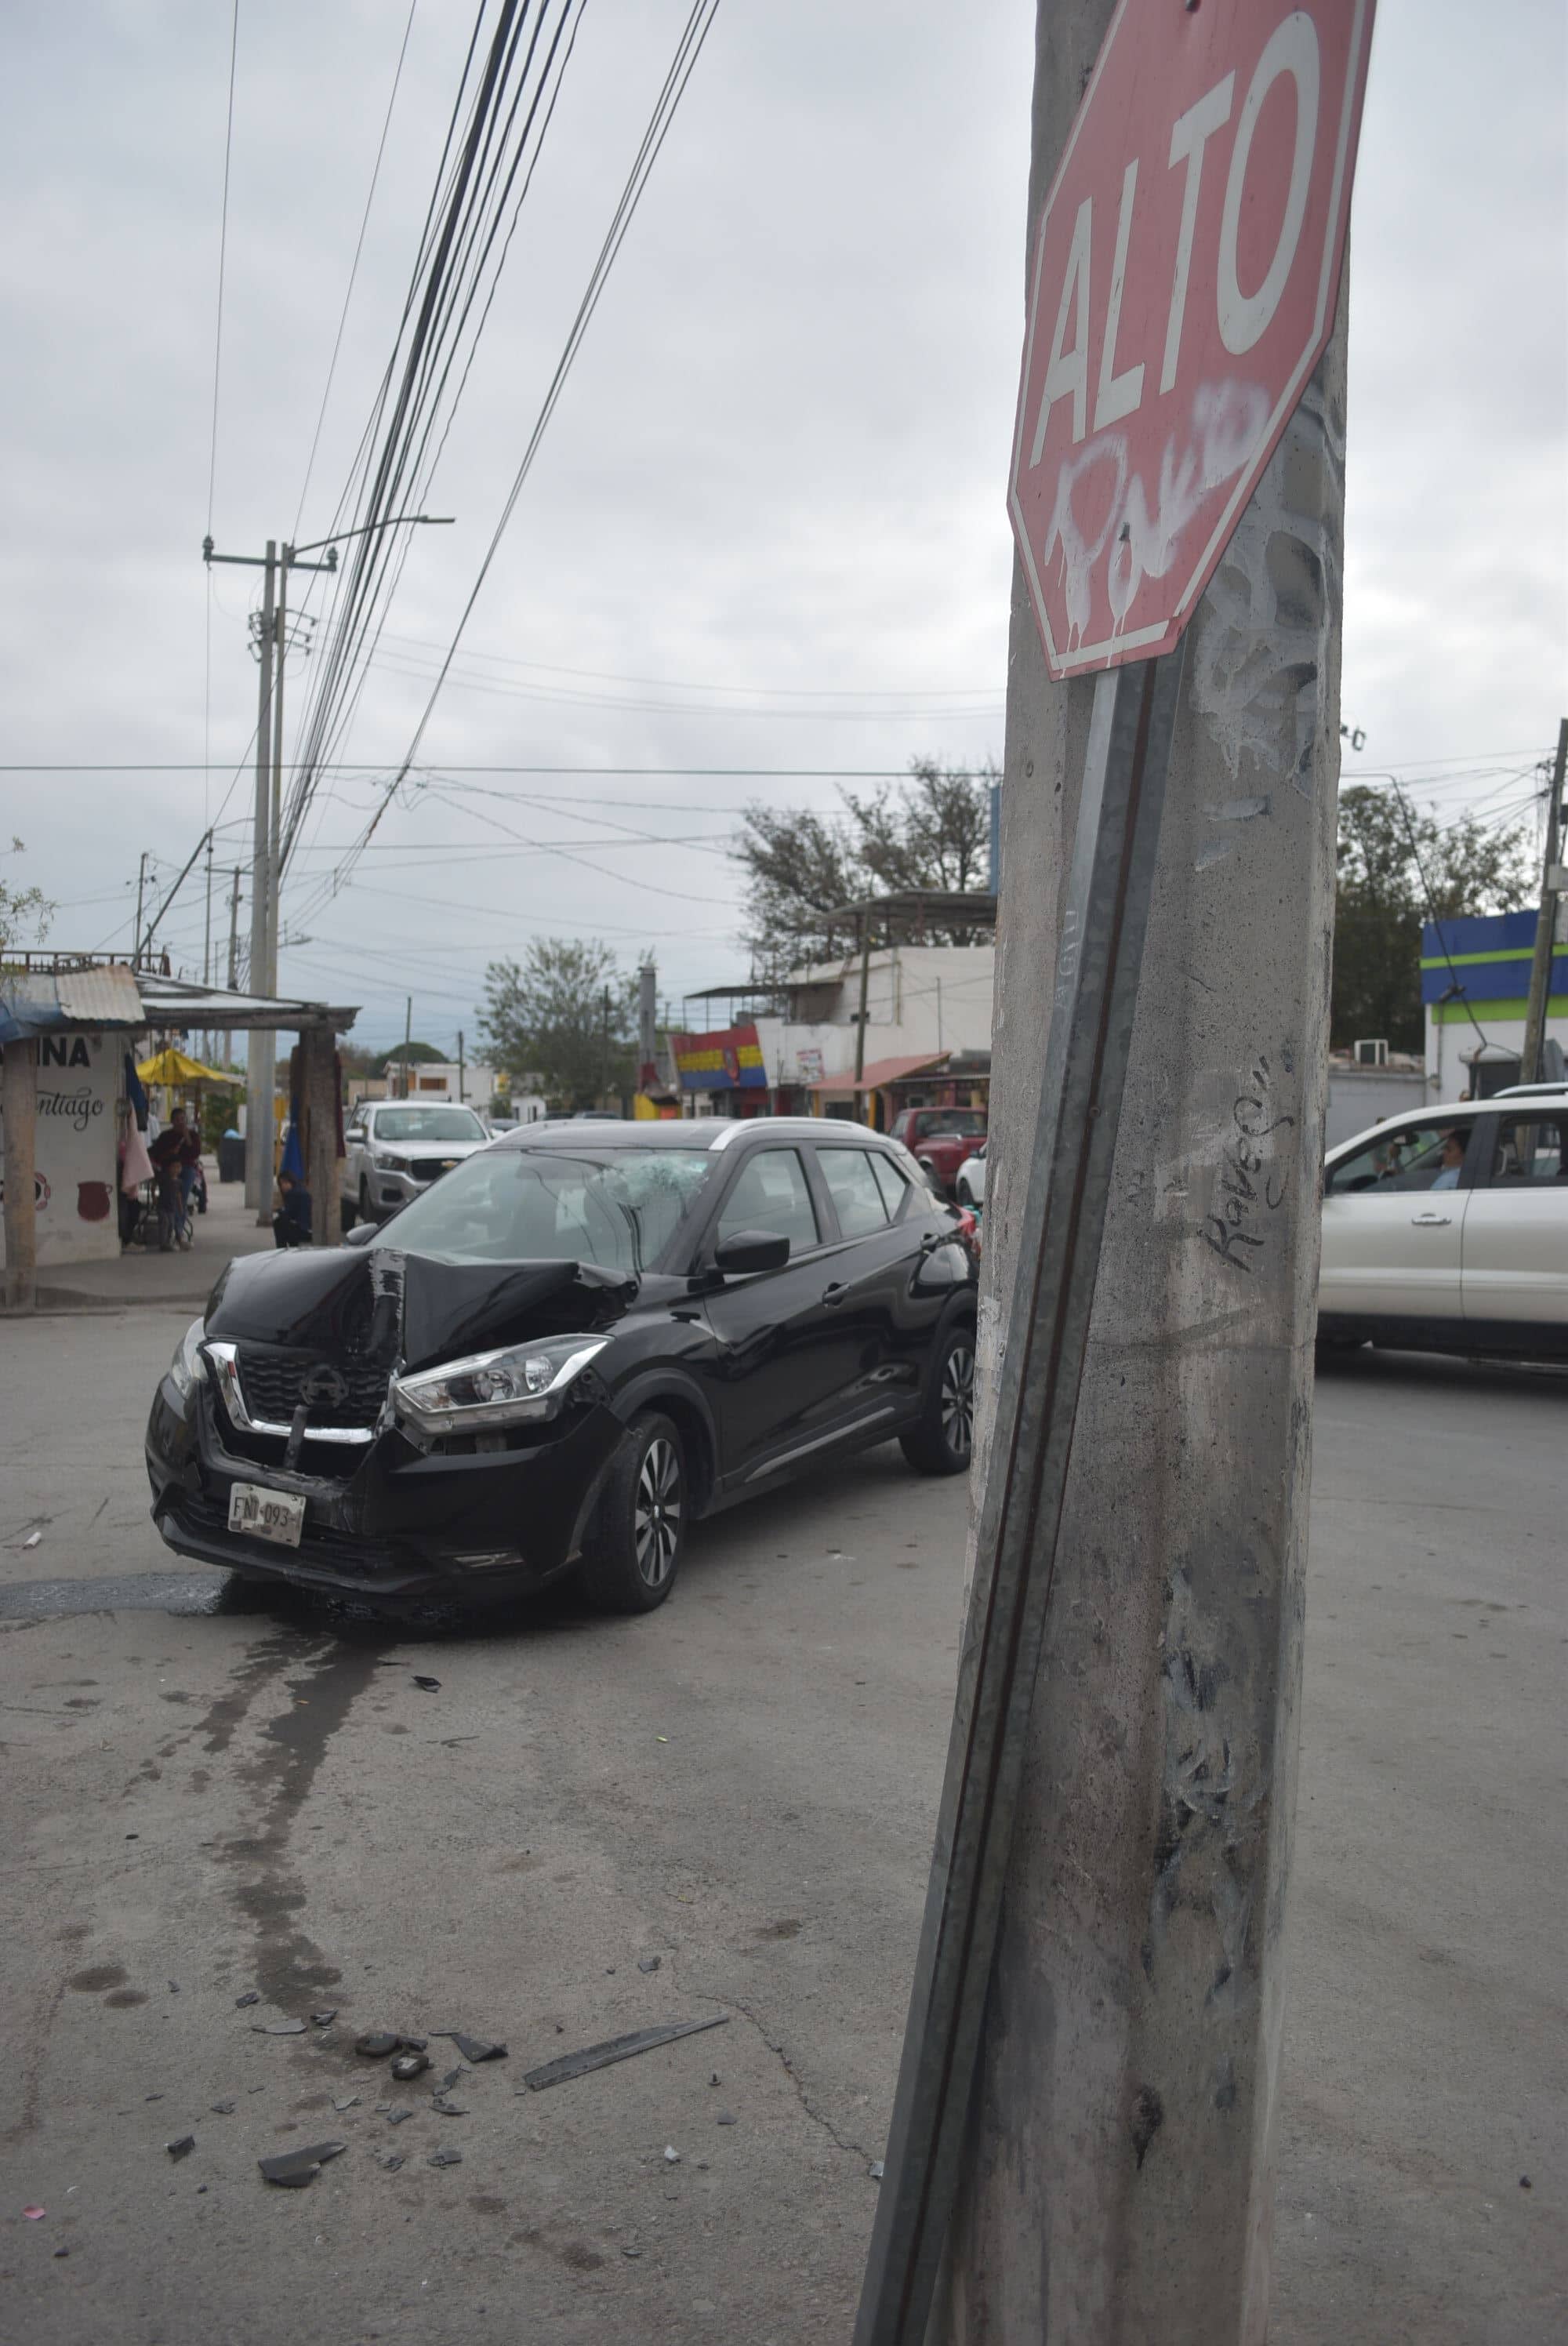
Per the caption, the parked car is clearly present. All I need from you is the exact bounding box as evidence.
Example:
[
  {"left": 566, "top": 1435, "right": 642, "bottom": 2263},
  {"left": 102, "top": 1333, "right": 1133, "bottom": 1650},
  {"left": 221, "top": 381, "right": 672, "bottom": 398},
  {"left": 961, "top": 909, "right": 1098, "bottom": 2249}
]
[
  {"left": 955, "top": 1139, "right": 988, "bottom": 1212},
  {"left": 888, "top": 1106, "right": 987, "bottom": 1196},
  {"left": 1318, "top": 1091, "right": 1567, "bottom": 1360},
  {"left": 342, "top": 1101, "right": 491, "bottom": 1230},
  {"left": 145, "top": 1118, "right": 979, "bottom": 1616}
]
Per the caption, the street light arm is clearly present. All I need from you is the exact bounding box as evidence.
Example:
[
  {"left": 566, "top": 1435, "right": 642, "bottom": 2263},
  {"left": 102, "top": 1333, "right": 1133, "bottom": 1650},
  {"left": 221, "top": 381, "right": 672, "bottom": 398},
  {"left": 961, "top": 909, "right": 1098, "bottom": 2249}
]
[{"left": 289, "top": 514, "right": 455, "bottom": 557}]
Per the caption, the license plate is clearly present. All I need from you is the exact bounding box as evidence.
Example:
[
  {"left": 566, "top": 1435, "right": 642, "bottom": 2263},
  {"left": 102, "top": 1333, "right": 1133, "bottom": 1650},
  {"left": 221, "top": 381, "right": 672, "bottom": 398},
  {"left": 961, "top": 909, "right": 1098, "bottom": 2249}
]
[{"left": 228, "top": 1483, "right": 307, "bottom": 1549}]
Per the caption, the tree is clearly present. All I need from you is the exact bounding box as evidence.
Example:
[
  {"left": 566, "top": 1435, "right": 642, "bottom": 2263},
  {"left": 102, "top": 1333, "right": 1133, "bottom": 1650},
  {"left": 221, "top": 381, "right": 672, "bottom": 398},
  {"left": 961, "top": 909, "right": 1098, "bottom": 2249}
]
[
  {"left": 0, "top": 838, "right": 52, "bottom": 964},
  {"left": 734, "top": 759, "right": 997, "bottom": 971},
  {"left": 478, "top": 939, "right": 637, "bottom": 1109},
  {"left": 1333, "top": 786, "right": 1534, "bottom": 1051}
]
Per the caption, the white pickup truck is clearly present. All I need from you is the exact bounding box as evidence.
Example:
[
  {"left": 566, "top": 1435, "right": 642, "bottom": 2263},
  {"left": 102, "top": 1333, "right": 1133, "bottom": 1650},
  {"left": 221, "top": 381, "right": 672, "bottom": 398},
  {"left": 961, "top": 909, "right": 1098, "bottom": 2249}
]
[{"left": 341, "top": 1101, "right": 492, "bottom": 1230}]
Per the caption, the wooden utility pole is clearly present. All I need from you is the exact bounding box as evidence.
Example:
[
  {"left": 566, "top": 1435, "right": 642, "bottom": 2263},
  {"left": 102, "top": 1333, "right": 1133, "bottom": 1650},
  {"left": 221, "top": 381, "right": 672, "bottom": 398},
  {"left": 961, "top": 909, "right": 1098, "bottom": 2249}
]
[
  {"left": 401, "top": 995, "right": 413, "bottom": 1100},
  {"left": 2, "top": 1037, "right": 38, "bottom": 1311},
  {"left": 1519, "top": 718, "right": 1567, "bottom": 1084},
  {"left": 456, "top": 1028, "right": 466, "bottom": 1106}
]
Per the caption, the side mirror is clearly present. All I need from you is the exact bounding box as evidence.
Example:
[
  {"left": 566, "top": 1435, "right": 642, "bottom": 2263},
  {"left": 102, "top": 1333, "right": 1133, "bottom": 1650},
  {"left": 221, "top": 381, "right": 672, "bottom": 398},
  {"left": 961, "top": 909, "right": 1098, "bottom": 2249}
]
[
  {"left": 347, "top": 1128, "right": 365, "bottom": 1145},
  {"left": 713, "top": 1229, "right": 790, "bottom": 1275},
  {"left": 343, "top": 1220, "right": 377, "bottom": 1248}
]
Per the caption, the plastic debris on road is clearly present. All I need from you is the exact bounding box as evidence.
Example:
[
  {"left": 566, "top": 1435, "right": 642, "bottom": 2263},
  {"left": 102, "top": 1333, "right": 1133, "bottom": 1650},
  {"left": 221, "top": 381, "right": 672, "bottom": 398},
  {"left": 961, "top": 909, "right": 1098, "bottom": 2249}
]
[
  {"left": 637, "top": 1956, "right": 662, "bottom": 1974},
  {"left": 258, "top": 2141, "right": 347, "bottom": 2189},
  {"left": 435, "top": 2032, "right": 506, "bottom": 2063},
  {"left": 522, "top": 2013, "right": 728, "bottom": 2093},
  {"left": 165, "top": 2135, "right": 196, "bottom": 2161},
  {"left": 427, "top": 2146, "right": 463, "bottom": 2168},
  {"left": 390, "top": 2051, "right": 430, "bottom": 2082}
]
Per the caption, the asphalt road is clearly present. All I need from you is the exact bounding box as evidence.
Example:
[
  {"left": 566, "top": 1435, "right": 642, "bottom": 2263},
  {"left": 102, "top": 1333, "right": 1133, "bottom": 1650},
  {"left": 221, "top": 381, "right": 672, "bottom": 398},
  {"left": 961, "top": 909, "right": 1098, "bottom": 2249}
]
[{"left": 0, "top": 1311, "right": 1563, "bottom": 2344}]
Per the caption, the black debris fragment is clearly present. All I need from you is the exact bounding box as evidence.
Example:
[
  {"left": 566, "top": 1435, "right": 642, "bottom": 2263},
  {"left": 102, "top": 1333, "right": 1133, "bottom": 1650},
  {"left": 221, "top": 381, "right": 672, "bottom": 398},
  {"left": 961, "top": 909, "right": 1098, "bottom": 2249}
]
[
  {"left": 710, "top": 2072, "right": 720, "bottom": 2086},
  {"left": 258, "top": 2141, "right": 347, "bottom": 2189},
  {"left": 397, "top": 2034, "right": 429, "bottom": 2051},
  {"left": 234, "top": 1992, "right": 260, "bottom": 2009},
  {"left": 431, "top": 2095, "right": 467, "bottom": 2117},
  {"left": 717, "top": 2112, "right": 737, "bottom": 2126},
  {"left": 210, "top": 2100, "right": 236, "bottom": 2115},
  {"left": 427, "top": 2146, "right": 463, "bottom": 2167},
  {"left": 523, "top": 2014, "right": 730, "bottom": 2093},
  {"left": 354, "top": 2032, "right": 400, "bottom": 2058},
  {"left": 637, "top": 1957, "right": 662, "bottom": 1975},
  {"left": 385, "top": 2108, "right": 416, "bottom": 2125},
  {"left": 412, "top": 1675, "right": 441, "bottom": 1691},
  {"left": 53, "top": 2247, "right": 69, "bottom": 2258},
  {"left": 332, "top": 2096, "right": 358, "bottom": 2114},
  {"left": 376, "top": 2151, "right": 405, "bottom": 2173},
  {"left": 869, "top": 2159, "right": 885, "bottom": 2181},
  {"left": 435, "top": 2067, "right": 466, "bottom": 2094},
  {"left": 165, "top": 2134, "right": 196, "bottom": 2161},
  {"left": 622, "top": 2246, "right": 641, "bottom": 2259},
  {"left": 390, "top": 2051, "right": 430, "bottom": 2083},
  {"left": 252, "top": 2019, "right": 307, "bottom": 2036},
  {"left": 168, "top": 1981, "right": 180, "bottom": 1994},
  {"left": 438, "top": 2032, "right": 506, "bottom": 2063},
  {"left": 310, "top": 2009, "right": 337, "bottom": 2027}
]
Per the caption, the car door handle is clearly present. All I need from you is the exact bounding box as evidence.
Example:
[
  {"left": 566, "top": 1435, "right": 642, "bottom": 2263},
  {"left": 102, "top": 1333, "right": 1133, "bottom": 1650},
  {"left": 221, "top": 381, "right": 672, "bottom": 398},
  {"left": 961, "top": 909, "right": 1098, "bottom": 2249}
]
[
  {"left": 822, "top": 1282, "right": 850, "bottom": 1307},
  {"left": 1410, "top": 1211, "right": 1452, "bottom": 1226}
]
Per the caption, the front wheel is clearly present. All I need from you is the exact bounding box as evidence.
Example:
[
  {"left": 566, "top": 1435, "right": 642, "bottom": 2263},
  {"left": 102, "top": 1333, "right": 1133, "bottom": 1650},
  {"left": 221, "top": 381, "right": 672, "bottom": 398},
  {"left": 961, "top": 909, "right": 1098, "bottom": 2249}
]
[
  {"left": 578, "top": 1412, "right": 687, "bottom": 1614},
  {"left": 900, "top": 1324, "right": 976, "bottom": 1476}
]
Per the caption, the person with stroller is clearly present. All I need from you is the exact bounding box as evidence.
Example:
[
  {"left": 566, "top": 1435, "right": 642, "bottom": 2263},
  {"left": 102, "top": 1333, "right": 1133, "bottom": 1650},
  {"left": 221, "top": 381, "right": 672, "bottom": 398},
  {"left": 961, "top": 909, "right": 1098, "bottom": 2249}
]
[{"left": 147, "top": 1105, "right": 203, "bottom": 1250}]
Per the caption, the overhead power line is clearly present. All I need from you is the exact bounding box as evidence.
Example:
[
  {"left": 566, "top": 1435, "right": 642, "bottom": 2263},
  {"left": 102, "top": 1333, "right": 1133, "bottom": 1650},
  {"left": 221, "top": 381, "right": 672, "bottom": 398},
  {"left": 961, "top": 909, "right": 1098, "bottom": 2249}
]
[{"left": 317, "top": 0, "right": 726, "bottom": 917}]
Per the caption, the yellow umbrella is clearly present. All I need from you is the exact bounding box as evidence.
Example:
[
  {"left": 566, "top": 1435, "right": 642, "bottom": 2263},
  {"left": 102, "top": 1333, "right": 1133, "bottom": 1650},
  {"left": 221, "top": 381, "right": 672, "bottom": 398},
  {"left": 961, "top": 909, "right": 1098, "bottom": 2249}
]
[{"left": 136, "top": 1045, "right": 230, "bottom": 1086}]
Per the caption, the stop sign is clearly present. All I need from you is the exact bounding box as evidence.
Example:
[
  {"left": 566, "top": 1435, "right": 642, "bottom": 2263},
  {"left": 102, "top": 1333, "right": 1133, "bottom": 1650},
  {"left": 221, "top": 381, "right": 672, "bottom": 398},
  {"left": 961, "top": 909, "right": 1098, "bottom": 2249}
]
[{"left": 1008, "top": 0, "right": 1377, "bottom": 679}]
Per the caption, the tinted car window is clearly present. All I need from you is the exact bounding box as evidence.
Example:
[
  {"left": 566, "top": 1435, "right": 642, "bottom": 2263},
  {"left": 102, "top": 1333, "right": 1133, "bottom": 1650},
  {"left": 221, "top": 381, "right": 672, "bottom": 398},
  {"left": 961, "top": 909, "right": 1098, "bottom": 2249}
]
[
  {"left": 1326, "top": 1121, "right": 1470, "bottom": 1196},
  {"left": 1489, "top": 1116, "right": 1568, "bottom": 1184},
  {"left": 368, "top": 1146, "right": 712, "bottom": 1269},
  {"left": 868, "top": 1150, "right": 912, "bottom": 1219},
  {"left": 818, "top": 1147, "right": 891, "bottom": 1239},
  {"left": 911, "top": 1109, "right": 986, "bottom": 1136},
  {"left": 371, "top": 1106, "right": 488, "bottom": 1144},
  {"left": 717, "top": 1149, "right": 819, "bottom": 1255}
]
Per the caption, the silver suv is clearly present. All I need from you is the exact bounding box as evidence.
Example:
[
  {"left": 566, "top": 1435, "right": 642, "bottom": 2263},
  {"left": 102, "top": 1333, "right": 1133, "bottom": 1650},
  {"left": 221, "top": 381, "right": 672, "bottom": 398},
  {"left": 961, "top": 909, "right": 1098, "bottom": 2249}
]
[{"left": 343, "top": 1101, "right": 492, "bottom": 1229}]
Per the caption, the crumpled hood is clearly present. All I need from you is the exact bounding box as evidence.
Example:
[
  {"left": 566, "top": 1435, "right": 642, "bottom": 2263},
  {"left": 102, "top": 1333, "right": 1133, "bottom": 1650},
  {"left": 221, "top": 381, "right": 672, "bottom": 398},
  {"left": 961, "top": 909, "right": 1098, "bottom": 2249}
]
[{"left": 205, "top": 1245, "right": 635, "bottom": 1374}]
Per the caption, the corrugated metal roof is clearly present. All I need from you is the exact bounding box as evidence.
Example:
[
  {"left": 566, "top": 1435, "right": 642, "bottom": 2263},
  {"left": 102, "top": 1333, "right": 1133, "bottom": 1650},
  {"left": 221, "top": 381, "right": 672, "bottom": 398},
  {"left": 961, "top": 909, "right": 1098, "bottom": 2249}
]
[
  {"left": 0, "top": 964, "right": 145, "bottom": 1045},
  {"left": 56, "top": 963, "right": 145, "bottom": 1026}
]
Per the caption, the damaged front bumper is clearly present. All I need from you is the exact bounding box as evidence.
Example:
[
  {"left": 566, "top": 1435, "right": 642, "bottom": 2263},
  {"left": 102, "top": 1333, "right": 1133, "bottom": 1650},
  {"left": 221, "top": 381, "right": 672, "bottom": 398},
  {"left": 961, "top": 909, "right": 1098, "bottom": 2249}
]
[{"left": 144, "top": 1374, "right": 625, "bottom": 1606}]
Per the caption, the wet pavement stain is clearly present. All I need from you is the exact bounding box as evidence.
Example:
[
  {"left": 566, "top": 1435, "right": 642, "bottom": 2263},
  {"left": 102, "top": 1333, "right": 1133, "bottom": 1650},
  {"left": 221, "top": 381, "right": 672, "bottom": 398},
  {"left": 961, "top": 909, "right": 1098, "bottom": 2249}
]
[{"left": 213, "top": 1629, "right": 392, "bottom": 2006}]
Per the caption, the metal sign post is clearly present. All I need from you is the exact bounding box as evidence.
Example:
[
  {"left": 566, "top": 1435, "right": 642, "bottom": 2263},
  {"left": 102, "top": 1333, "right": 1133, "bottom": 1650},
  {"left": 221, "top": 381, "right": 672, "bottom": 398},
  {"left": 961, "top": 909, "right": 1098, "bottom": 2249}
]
[{"left": 855, "top": 645, "right": 1185, "bottom": 2344}]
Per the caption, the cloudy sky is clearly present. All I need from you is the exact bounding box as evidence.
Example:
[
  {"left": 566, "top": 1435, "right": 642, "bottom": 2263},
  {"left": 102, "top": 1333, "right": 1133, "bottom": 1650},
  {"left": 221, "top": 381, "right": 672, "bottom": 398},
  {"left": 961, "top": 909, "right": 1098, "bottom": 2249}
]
[{"left": 2, "top": 0, "right": 1563, "bottom": 1055}]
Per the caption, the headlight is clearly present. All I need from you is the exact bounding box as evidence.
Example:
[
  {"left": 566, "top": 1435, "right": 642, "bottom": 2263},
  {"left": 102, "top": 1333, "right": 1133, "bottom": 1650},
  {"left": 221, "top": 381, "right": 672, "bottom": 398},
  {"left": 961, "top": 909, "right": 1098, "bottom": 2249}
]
[
  {"left": 168, "top": 1318, "right": 209, "bottom": 1399},
  {"left": 373, "top": 1151, "right": 405, "bottom": 1172},
  {"left": 391, "top": 1333, "right": 609, "bottom": 1433}
]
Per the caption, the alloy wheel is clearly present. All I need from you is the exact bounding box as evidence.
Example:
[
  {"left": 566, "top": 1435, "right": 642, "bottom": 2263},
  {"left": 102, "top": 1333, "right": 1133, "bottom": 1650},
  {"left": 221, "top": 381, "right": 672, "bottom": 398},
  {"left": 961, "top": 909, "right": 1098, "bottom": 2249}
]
[
  {"left": 633, "top": 1436, "right": 682, "bottom": 1589},
  {"left": 940, "top": 1343, "right": 976, "bottom": 1460}
]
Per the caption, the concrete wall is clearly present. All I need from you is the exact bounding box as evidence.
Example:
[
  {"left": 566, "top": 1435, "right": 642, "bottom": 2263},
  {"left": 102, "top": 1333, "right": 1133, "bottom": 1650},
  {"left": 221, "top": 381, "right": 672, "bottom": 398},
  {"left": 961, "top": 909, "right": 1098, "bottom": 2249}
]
[
  {"left": 0, "top": 1030, "right": 121, "bottom": 1268},
  {"left": 1324, "top": 1066, "right": 1431, "bottom": 1150},
  {"left": 784, "top": 945, "right": 996, "bottom": 1055}
]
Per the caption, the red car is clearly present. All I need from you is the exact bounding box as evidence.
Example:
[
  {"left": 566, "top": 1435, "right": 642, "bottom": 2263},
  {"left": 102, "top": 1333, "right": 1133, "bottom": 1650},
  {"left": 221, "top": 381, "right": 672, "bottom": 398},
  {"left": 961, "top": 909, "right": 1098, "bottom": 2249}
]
[{"left": 890, "top": 1106, "right": 988, "bottom": 1196}]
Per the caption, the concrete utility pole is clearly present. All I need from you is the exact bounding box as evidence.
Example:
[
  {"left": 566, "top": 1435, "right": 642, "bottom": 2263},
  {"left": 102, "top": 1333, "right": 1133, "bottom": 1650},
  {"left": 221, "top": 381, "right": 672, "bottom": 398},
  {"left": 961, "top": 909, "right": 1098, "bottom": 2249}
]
[
  {"left": 1519, "top": 717, "right": 1567, "bottom": 1084},
  {"left": 401, "top": 996, "right": 413, "bottom": 1100},
  {"left": 227, "top": 866, "right": 242, "bottom": 993},
  {"left": 456, "top": 1028, "right": 466, "bottom": 1106},
  {"left": 919, "top": 6, "right": 1352, "bottom": 2339},
  {"left": 244, "top": 540, "right": 276, "bottom": 1216}
]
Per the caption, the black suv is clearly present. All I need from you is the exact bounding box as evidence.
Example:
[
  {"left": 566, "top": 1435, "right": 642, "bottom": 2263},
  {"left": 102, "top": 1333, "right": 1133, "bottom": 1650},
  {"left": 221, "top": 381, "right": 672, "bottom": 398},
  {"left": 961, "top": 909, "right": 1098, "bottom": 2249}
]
[{"left": 145, "top": 1119, "right": 978, "bottom": 1615}]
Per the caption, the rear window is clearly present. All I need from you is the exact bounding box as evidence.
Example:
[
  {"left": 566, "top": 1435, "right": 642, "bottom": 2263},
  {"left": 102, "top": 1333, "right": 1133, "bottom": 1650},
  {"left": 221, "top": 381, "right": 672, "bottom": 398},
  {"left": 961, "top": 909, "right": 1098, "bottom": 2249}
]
[{"left": 913, "top": 1109, "right": 986, "bottom": 1137}]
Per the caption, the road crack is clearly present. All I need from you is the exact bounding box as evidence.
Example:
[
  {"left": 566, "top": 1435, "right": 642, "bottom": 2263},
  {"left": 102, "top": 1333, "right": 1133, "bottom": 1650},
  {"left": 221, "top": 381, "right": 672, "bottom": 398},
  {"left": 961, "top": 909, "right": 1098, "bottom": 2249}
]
[{"left": 668, "top": 1960, "right": 876, "bottom": 2165}]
